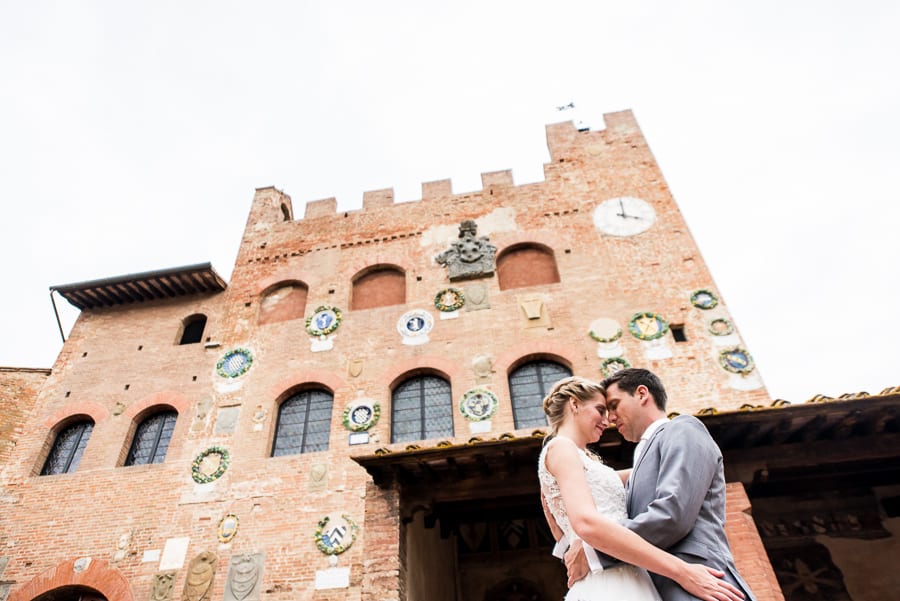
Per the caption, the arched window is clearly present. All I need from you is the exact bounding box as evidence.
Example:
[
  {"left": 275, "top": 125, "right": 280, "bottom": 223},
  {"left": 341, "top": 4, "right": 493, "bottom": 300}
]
[
  {"left": 259, "top": 282, "right": 308, "bottom": 325},
  {"left": 351, "top": 266, "right": 406, "bottom": 310},
  {"left": 509, "top": 360, "right": 572, "bottom": 429},
  {"left": 41, "top": 419, "right": 94, "bottom": 475},
  {"left": 179, "top": 314, "right": 207, "bottom": 345},
  {"left": 496, "top": 244, "right": 560, "bottom": 290},
  {"left": 391, "top": 375, "right": 453, "bottom": 443},
  {"left": 271, "top": 389, "right": 334, "bottom": 456},
  {"left": 125, "top": 410, "right": 177, "bottom": 466}
]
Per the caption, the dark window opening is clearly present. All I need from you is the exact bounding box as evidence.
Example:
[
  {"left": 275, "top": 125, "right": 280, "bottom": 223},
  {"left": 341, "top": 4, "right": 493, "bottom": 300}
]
[
  {"left": 671, "top": 325, "right": 687, "bottom": 342},
  {"left": 125, "top": 410, "right": 177, "bottom": 466},
  {"left": 179, "top": 314, "right": 207, "bottom": 345},
  {"left": 41, "top": 420, "right": 94, "bottom": 475}
]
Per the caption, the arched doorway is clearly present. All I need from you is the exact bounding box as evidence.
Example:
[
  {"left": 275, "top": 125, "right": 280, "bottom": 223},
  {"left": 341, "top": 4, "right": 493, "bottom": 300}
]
[
  {"left": 8, "top": 558, "right": 133, "bottom": 601},
  {"left": 32, "top": 585, "right": 106, "bottom": 601}
]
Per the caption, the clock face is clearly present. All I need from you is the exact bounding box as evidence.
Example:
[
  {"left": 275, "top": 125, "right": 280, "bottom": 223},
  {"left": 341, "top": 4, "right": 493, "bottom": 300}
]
[{"left": 593, "top": 197, "right": 657, "bottom": 236}]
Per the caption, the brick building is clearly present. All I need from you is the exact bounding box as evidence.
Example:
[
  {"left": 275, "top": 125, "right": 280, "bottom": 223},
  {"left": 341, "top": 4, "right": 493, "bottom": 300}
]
[{"left": 1, "top": 111, "right": 897, "bottom": 601}]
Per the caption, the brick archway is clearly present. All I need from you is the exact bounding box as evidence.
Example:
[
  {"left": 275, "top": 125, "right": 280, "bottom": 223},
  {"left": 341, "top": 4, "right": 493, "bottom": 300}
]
[{"left": 9, "top": 558, "right": 133, "bottom": 601}]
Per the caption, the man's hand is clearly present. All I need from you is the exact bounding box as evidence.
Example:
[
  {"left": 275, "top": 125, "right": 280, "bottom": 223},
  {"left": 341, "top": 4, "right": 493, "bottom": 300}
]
[{"left": 564, "top": 539, "right": 590, "bottom": 587}]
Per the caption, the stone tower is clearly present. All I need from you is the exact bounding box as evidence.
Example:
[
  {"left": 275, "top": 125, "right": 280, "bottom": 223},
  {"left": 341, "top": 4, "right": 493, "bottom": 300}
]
[{"left": 0, "top": 111, "right": 781, "bottom": 601}]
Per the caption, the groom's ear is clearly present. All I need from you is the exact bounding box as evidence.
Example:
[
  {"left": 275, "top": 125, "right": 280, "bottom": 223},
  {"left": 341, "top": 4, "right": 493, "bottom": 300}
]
[{"left": 635, "top": 385, "right": 651, "bottom": 406}]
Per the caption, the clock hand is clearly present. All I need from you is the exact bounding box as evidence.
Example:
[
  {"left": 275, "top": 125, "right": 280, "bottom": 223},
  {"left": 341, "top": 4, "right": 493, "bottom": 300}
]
[{"left": 617, "top": 198, "right": 629, "bottom": 219}]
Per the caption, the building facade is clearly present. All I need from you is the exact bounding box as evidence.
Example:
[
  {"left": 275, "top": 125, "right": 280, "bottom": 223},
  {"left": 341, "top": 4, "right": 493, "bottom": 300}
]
[{"left": 2, "top": 111, "right": 895, "bottom": 601}]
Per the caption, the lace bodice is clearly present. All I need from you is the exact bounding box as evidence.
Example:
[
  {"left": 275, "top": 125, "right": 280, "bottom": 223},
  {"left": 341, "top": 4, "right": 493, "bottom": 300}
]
[{"left": 538, "top": 436, "right": 628, "bottom": 542}]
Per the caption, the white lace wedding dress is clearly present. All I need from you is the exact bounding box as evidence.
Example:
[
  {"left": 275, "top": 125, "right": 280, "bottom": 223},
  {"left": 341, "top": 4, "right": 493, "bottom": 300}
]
[{"left": 539, "top": 436, "right": 661, "bottom": 601}]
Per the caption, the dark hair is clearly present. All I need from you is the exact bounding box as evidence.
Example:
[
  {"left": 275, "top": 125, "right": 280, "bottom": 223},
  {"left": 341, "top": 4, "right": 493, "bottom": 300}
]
[{"left": 600, "top": 368, "right": 667, "bottom": 411}]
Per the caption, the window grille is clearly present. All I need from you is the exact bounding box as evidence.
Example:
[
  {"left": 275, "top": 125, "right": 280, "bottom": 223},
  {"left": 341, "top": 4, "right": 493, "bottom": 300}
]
[
  {"left": 41, "top": 420, "right": 93, "bottom": 475},
  {"left": 125, "top": 410, "right": 177, "bottom": 466},
  {"left": 272, "top": 389, "right": 334, "bottom": 456},
  {"left": 509, "top": 361, "right": 572, "bottom": 429},
  {"left": 391, "top": 375, "right": 453, "bottom": 443}
]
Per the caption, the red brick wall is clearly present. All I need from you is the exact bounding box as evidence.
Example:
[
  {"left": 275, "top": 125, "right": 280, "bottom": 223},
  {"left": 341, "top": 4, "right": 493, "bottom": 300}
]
[
  {"left": 0, "top": 368, "right": 49, "bottom": 466},
  {"left": 497, "top": 245, "right": 560, "bottom": 290},
  {"left": 726, "top": 483, "right": 784, "bottom": 601},
  {"left": 350, "top": 267, "right": 406, "bottom": 310},
  {"left": 1, "top": 111, "right": 775, "bottom": 601}
]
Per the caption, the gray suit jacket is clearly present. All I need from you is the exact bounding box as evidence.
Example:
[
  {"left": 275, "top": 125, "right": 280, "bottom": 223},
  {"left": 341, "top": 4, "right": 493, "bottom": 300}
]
[{"left": 605, "top": 415, "right": 756, "bottom": 601}]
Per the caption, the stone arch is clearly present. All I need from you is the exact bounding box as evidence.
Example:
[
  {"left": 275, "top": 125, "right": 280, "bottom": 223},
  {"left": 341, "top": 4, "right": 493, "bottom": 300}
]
[
  {"left": 123, "top": 391, "right": 191, "bottom": 419},
  {"left": 43, "top": 402, "right": 108, "bottom": 430},
  {"left": 269, "top": 369, "right": 347, "bottom": 402},
  {"left": 493, "top": 341, "right": 575, "bottom": 378},
  {"left": 9, "top": 558, "right": 134, "bottom": 601},
  {"left": 378, "top": 355, "right": 462, "bottom": 392},
  {"left": 344, "top": 251, "right": 408, "bottom": 280},
  {"left": 253, "top": 270, "right": 310, "bottom": 296}
]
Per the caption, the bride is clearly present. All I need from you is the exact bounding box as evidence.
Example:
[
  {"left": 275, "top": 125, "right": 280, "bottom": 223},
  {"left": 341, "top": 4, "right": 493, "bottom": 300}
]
[{"left": 538, "top": 376, "right": 744, "bottom": 601}]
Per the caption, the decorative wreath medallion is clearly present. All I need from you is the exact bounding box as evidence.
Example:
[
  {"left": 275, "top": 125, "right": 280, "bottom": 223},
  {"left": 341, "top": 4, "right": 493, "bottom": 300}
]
[
  {"left": 459, "top": 387, "right": 499, "bottom": 422},
  {"left": 217, "top": 348, "right": 253, "bottom": 378},
  {"left": 217, "top": 514, "right": 239, "bottom": 544},
  {"left": 628, "top": 312, "right": 670, "bottom": 341},
  {"left": 690, "top": 289, "right": 719, "bottom": 310},
  {"left": 397, "top": 309, "right": 434, "bottom": 338},
  {"left": 191, "top": 446, "right": 230, "bottom": 484},
  {"left": 315, "top": 513, "right": 359, "bottom": 555},
  {"left": 588, "top": 317, "right": 622, "bottom": 343},
  {"left": 708, "top": 318, "right": 735, "bottom": 336},
  {"left": 589, "top": 327, "right": 622, "bottom": 343},
  {"left": 719, "top": 348, "right": 755, "bottom": 374},
  {"left": 342, "top": 399, "right": 381, "bottom": 432},
  {"left": 306, "top": 305, "right": 342, "bottom": 336},
  {"left": 434, "top": 287, "right": 465, "bottom": 312},
  {"left": 601, "top": 357, "right": 631, "bottom": 376}
]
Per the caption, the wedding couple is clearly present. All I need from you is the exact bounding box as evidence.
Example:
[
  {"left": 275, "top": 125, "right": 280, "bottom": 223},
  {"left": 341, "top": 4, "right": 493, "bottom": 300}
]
[{"left": 538, "top": 368, "right": 756, "bottom": 601}]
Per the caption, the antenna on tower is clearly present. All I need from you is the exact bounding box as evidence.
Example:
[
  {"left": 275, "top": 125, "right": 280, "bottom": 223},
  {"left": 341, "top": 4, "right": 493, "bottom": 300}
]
[{"left": 555, "top": 101, "right": 589, "bottom": 131}]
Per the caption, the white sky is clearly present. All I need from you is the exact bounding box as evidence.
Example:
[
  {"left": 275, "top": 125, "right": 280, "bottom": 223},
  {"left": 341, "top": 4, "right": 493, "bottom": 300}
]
[{"left": 1, "top": 2, "right": 897, "bottom": 403}]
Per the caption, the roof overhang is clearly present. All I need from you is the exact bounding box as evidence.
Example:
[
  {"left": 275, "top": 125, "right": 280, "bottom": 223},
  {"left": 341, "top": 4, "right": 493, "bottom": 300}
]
[
  {"left": 352, "top": 390, "right": 900, "bottom": 496},
  {"left": 50, "top": 262, "right": 227, "bottom": 310}
]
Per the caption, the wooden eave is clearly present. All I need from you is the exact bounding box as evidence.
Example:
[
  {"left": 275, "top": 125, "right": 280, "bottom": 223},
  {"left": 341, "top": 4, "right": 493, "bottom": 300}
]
[
  {"left": 50, "top": 262, "right": 227, "bottom": 310},
  {"left": 353, "top": 389, "right": 900, "bottom": 494}
]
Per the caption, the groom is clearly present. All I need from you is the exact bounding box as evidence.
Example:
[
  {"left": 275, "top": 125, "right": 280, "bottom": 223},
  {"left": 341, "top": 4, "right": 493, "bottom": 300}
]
[{"left": 565, "top": 368, "right": 756, "bottom": 601}]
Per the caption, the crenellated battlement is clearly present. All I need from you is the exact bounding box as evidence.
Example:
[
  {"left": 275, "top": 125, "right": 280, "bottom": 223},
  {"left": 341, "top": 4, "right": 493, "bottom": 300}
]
[{"left": 245, "top": 109, "right": 646, "bottom": 233}]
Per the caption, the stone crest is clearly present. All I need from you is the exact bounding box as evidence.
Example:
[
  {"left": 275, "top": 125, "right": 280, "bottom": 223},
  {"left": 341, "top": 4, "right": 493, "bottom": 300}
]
[
  {"left": 435, "top": 220, "right": 497, "bottom": 281},
  {"left": 181, "top": 551, "right": 217, "bottom": 601},
  {"left": 150, "top": 571, "right": 177, "bottom": 601},
  {"left": 224, "top": 553, "right": 264, "bottom": 601}
]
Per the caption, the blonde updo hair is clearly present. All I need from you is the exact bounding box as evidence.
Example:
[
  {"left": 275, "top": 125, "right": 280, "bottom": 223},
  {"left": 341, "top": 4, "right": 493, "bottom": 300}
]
[{"left": 542, "top": 376, "right": 606, "bottom": 440}]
